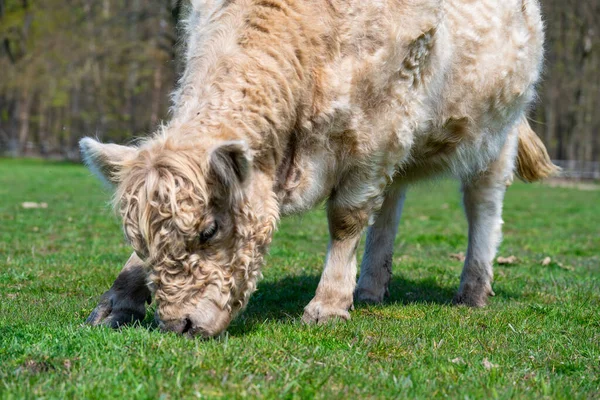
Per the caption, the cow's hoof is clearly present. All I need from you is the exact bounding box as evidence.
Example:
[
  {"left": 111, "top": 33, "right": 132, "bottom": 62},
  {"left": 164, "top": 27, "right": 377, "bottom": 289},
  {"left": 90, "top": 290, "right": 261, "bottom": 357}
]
[
  {"left": 354, "top": 287, "right": 385, "bottom": 304},
  {"left": 86, "top": 290, "right": 147, "bottom": 328},
  {"left": 453, "top": 282, "right": 495, "bottom": 307},
  {"left": 301, "top": 300, "right": 351, "bottom": 324}
]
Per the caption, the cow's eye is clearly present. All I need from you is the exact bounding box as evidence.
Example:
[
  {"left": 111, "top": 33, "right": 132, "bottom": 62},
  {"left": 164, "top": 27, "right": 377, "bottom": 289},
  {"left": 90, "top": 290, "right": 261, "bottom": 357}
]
[{"left": 199, "top": 222, "right": 218, "bottom": 243}]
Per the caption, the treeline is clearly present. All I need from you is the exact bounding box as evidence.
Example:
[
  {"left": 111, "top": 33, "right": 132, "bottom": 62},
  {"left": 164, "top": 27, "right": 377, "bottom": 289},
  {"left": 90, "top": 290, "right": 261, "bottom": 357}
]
[
  {"left": 0, "top": 0, "right": 598, "bottom": 161},
  {"left": 531, "top": 0, "right": 599, "bottom": 162},
  {"left": 0, "top": 0, "right": 183, "bottom": 158}
]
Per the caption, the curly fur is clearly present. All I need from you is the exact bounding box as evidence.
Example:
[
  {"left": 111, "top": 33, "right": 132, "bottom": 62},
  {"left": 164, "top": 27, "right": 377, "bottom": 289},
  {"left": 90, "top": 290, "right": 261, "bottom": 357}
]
[
  {"left": 81, "top": 0, "right": 555, "bottom": 336},
  {"left": 109, "top": 134, "right": 277, "bottom": 324}
]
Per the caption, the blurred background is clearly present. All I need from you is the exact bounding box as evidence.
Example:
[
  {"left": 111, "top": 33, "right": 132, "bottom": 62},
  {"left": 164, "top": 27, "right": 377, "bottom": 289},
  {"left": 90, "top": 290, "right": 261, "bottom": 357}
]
[{"left": 0, "top": 0, "right": 598, "bottom": 178}]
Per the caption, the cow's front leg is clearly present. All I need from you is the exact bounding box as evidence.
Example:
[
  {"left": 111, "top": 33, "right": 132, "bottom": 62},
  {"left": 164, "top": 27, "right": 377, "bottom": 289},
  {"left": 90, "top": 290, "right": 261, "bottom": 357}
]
[
  {"left": 86, "top": 252, "right": 152, "bottom": 328},
  {"left": 302, "top": 197, "right": 372, "bottom": 324},
  {"left": 355, "top": 183, "right": 407, "bottom": 303}
]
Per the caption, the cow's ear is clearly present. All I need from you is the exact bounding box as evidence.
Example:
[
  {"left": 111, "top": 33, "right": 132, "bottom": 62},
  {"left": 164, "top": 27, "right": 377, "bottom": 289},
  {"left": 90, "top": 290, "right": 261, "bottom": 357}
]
[
  {"left": 209, "top": 140, "right": 252, "bottom": 188},
  {"left": 79, "top": 137, "right": 137, "bottom": 187}
]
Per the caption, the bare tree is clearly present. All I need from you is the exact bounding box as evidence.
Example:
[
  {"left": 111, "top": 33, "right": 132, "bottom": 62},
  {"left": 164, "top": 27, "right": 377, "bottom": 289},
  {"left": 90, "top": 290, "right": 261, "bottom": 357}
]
[{"left": 0, "top": 1, "right": 598, "bottom": 162}]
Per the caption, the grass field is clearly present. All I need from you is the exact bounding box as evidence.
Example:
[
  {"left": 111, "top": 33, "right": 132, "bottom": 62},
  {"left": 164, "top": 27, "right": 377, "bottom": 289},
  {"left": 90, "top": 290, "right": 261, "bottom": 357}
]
[{"left": 0, "top": 158, "right": 599, "bottom": 399}]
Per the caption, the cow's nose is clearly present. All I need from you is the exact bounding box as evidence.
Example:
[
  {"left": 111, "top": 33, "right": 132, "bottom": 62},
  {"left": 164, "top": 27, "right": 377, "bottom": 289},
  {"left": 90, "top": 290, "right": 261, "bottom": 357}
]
[{"left": 159, "top": 317, "right": 192, "bottom": 335}]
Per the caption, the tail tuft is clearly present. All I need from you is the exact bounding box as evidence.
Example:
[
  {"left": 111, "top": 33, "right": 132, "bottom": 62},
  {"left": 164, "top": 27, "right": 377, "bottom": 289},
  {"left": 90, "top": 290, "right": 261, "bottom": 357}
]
[{"left": 515, "top": 118, "right": 560, "bottom": 182}]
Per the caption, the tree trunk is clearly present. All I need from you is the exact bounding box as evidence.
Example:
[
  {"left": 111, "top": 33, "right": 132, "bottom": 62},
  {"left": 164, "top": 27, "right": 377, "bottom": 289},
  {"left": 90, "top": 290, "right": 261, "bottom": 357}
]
[{"left": 17, "top": 88, "right": 33, "bottom": 155}]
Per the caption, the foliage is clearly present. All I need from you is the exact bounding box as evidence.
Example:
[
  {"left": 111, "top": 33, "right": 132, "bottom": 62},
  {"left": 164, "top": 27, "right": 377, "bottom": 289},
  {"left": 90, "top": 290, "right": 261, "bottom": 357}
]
[
  {"left": 1, "top": 160, "right": 598, "bottom": 398},
  {"left": 0, "top": 0, "right": 178, "bottom": 157},
  {"left": 0, "top": 1, "right": 599, "bottom": 161}
]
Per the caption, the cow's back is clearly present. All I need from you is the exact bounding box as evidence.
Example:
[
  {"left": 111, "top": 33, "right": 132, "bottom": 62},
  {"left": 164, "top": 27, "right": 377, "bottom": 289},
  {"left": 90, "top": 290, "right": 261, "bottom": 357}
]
[
  {"left": 394, "top": 0, "right": 545, "bottom": 180},
  {"left": 441, "top": 0, "right": 544, "bottom": 123}
]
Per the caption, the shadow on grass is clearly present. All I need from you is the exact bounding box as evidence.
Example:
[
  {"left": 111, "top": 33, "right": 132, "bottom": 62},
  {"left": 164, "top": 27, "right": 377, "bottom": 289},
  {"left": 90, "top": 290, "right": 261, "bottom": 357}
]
[
  {"left": 227, "top": 274, "right": 465, "bottom": 336},
  {"left": 134, "top": 273, "right": 519, "bottom": 336}
]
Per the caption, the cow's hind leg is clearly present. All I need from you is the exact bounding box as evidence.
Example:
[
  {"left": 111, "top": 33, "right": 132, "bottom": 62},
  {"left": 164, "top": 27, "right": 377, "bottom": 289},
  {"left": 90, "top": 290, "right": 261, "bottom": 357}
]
[
  {"left": 86, "top": 252, "right": 152, "bottom": 328},
  {"left": 454, "top": 133, "right": 517, "bottom": 307},
  {"left": 355, "top": 183, "right": 407, "bottom": 303}
]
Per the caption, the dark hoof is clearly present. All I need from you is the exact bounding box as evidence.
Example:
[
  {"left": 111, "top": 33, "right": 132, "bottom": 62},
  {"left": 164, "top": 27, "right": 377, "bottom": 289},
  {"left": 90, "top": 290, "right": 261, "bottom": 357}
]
[
  {"left": 354, "top": 288, "right": 385, "bottom": 304},
  {"left": 86, "top": 291, "right": 149, "bottom": 328}
]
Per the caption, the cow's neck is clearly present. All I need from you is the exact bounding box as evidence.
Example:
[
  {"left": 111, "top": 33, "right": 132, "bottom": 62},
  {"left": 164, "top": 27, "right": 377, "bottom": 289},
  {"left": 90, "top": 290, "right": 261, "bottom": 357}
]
[{"left": 167, "top": 0, "right": 329, "bottom": 177}]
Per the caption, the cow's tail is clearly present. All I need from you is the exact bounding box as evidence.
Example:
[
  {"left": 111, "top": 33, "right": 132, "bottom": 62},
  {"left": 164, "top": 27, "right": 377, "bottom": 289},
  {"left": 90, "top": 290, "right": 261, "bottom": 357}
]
[{"left": 514, "top": 118, "right": 560, "bottom": 182}]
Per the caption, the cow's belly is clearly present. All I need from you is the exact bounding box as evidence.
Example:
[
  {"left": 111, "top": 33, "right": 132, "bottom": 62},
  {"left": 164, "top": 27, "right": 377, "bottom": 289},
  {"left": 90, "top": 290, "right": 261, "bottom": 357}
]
[{"left": 399, "top": 117, "right": 517, "bottom": 183}]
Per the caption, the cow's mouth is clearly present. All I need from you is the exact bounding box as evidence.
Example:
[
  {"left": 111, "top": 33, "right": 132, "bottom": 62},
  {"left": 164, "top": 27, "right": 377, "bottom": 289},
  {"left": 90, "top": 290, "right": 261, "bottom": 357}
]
[{"left": 156, "top": 298, "right": 231, "bottom": 338}]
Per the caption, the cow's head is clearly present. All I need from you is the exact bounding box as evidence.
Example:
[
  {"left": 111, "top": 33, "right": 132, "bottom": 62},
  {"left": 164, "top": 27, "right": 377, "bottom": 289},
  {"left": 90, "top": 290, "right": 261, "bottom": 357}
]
[{"left": 80, "top": 134, "right": 277, "bottom": 337}]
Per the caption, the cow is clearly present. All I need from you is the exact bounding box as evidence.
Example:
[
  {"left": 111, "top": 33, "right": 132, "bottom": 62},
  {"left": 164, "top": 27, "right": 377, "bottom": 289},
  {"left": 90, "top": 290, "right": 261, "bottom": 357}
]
[{"left": 80, "top": 0, "right": 557, "bottom": 338}]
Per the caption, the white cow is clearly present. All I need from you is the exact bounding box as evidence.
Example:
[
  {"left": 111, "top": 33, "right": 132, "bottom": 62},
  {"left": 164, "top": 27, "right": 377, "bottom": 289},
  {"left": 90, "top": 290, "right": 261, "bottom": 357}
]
[{"left": 80, "top": 0, "right": 556, "bottom": 337}]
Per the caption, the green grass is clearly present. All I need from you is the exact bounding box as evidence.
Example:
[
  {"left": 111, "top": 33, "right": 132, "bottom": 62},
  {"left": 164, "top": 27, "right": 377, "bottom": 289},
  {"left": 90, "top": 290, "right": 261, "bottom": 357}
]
[{"left": 1, "top": 158, "right": 599, "bottom": 399}]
